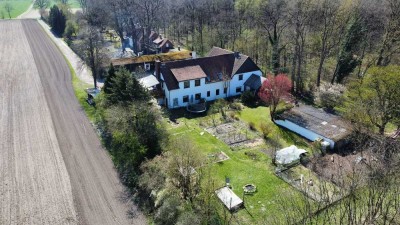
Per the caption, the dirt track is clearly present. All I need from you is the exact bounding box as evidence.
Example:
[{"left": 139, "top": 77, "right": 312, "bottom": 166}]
[{"left": 0, "top": 20, "right": 145, "bottom": 224}]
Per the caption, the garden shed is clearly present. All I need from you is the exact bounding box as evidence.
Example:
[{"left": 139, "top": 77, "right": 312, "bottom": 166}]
[
  {"left": 275, "top": 145, "right": 307, "bottom": 168},
  {"left": 215, "top": 187, "right": 244, "bottom": 212}
]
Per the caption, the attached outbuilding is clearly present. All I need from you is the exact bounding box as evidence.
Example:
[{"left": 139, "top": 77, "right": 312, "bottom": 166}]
[
  {"left": 139, "top": 75, "right": 160, "bottom": 91},
  {"left": 244, "top": 74, "right": 266, "bottom": 93}
]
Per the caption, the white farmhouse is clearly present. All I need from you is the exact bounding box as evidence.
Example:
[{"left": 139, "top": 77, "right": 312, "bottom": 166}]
[{"left": 154, "top": 47, "right": 263, "bottom": 108}]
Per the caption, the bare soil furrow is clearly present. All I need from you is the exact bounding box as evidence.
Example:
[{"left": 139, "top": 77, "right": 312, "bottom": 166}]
[
  {"left": 21, "top": 20, "right": 145, "bottom": 225},
  {"left": 0, "top": 20, "right": 77, "bottom": 225}
]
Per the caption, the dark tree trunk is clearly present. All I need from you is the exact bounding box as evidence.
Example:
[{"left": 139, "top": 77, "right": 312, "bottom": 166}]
[
  {"left": 317, "top": 48, "right": 326, "bottom": 87},
  {"left": 272, "top": 40, "right": 280, "bottom": 75},
  {"left": 331, "top": 61, "right": 340, "bottom": 84},
  {"left": 379, "top": 126, "right": 385, "bottom": 135},
  {"left": 291, "top": 50, "right": 297, "bottom": 93}
]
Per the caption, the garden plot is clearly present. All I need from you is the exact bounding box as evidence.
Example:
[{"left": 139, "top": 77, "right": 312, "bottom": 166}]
[
  {"left": 207, "top": 151, "right": 230, "bottom": 163},
  {"left": 307, "top": 152, "right": 374, "bottom": 188},
  {"left": 276, "top": 165, "right": 343, "bottom": 203},
  {"left": 205, "top": 122, "right": 262, "bottom": 147}
]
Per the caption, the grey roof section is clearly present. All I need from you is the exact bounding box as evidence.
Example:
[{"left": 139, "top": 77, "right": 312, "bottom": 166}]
[
  {"left": 139, "top": 75, "right": 159, "bottom": 90},
  {"left": 207, "top": 47, "right": 261, "bottom": 75},
  {"left": 278, "top": 105, "right": 351, "bottom": 141},
  {"left": 244, "top": 74, "right": 266, "bottom": 90}
]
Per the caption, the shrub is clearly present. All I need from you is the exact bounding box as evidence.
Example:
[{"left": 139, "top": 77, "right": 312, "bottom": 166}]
[
  {"left": 315, "top": 83, "right": 346, "bottom": 112},
  {"left": 241, "top": 90, "right": 255, "bottom": 106},
  {"left": 244, "top": 151, "right": 258, "bottom": 160},
  {"left": 154, "top": 196, "right": 181, "bottom": 225},
  {"left": 64, "top": 20, "right": 79, "bottom": 40},
  {"left": 260, "top": 123, "right": 272, "bottom": 138},
  {"left": 229, "top": 112, "right": 236, "bottom": 120},
  {"left": 229, "top": 102, "right": 242, "bottom": 111},
  {"left": 176, "top": 211, "right": 201, "bottom": 225},
  {"left": 275, "top": 102, "right": 293, "bottom": 115},
  {"left": 249, "top": 121, "right": 256, "bottom": 131}
]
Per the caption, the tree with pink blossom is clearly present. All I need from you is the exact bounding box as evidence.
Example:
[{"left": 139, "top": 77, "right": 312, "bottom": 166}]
[{"left": 258, "top": 74, "right": 292, "bottom": 121}]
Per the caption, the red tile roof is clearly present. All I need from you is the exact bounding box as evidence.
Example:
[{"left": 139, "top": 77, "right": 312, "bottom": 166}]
[
  {"left": 161, "top": 47, "right": 261, "bottom": 90},
  {"left": 171, "top": 65, "right": 207, "bottom": 81},
  {"left": 207, "top": 47, "right": 233, "bottom": 56},
  {"left": 153, "top": 37, "right": 163, "bottom": 45}
]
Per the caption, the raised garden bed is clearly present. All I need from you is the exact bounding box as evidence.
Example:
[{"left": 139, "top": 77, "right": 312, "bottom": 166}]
[
  {"left": 205, "top": 122, "right": 261, "bottom": 147},
  {"left": 208, "top": 151, "right": 230, "bottom": 163}
]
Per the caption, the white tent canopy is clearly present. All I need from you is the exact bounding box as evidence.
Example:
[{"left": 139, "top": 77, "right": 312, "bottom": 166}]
[
  {"left": 275, "top": 145, "right": 307, "bottom": 166},
  {"left": 139, "top": 75, "right": 159, "bottom": 90},
  {"left": 215, "top": 187, "right": 243, "bottom": 211}
]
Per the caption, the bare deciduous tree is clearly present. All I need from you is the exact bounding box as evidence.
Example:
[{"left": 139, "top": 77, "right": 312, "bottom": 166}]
[
  {"left": 258, "top": 0, "right": 288, "bottom": 74},
  {"left": 167, "top": 138, "right": 204, "bottom": 203},
  {"left": 34, "top": 0, "right": 50, "bottom": 18}
]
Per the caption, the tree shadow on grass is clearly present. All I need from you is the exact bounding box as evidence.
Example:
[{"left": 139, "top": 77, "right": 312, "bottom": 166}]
[
  {"left": 276, "top": 126, "right": 310, "bottom": 148},
  {"left": 164, "top": 105, "right": 209, "bottom": 123}
]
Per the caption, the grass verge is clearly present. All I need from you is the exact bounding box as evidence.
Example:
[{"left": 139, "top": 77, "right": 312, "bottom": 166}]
[
  {"left": 37, "top": 18, "right": 97, "bottom": 122},
  {"left": 65, "top": 58, "right": 98, "bottom": 121}
]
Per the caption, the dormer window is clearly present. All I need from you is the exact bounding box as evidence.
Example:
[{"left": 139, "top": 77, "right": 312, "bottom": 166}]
[
  {"left": 239, "top": 74, "right": 243, "bottom": 81},
  {"left": 217, "top": 73, "right": 223, "bottom": 81},
  {"left": 195, "top": 79, "right": 201, "bottom": 86},
  {"left": 184, "top": 81, "right": 190, "bottom": 88}
]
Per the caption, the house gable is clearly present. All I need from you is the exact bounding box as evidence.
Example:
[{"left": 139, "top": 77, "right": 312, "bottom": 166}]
[{"left": 158, "top": 47, "right": 263, "bottom": 108}]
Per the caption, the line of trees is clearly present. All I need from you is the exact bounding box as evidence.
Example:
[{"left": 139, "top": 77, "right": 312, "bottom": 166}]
[
  {"left": 84, "top": 0, "right": 400, "bottom": 93},
  {"left": 98, "top": 66, "right": 165, "bottom": 188}
]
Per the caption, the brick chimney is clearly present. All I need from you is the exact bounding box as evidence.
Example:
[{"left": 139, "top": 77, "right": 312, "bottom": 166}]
[
  {"left": 234, "top": 51, "right": 241, "bottom": 59},
  {"left": 190, "top": 51, "right": 197, "bottom": 59}
]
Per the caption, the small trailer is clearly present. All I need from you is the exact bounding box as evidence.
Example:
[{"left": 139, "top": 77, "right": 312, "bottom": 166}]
[{"left": 85, "top": 88, "right": 100, "bottom": 106}]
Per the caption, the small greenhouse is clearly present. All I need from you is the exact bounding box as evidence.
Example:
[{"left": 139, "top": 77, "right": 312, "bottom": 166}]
[{"left": 275, "top": 145, "right": 307, "bottom": 168}]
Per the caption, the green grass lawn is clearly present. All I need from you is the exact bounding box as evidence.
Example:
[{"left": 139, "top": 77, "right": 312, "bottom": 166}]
[
  {"left": 68, "top": 60, "right": 99, "bottom": 122},
  {"left": 239, "top": 106, "right": 312, "bottom": 151},
  {"left": 0, "top": 0, "right": 32, "bottom": 18},
  {"left": 49, "top": 0, "right": 81, "bottom": 8},
  {"left": 166, "top": 108, "right": 314, "bottom": 224}
]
